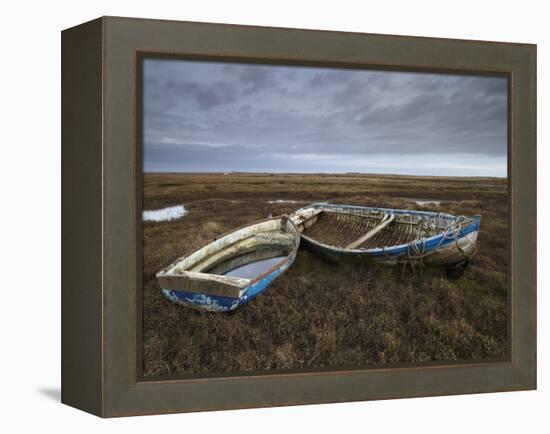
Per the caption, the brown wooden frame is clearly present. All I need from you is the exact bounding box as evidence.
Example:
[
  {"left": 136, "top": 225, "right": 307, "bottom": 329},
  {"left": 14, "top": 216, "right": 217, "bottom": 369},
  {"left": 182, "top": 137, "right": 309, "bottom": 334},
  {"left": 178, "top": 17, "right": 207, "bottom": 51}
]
[{"left": 61, "top": 16, "right": 536, "bottom": 417}]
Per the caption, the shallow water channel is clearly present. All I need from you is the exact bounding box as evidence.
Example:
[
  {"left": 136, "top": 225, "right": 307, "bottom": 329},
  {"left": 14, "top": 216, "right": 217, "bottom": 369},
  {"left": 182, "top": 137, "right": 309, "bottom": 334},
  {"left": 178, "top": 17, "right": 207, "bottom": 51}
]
[
  {"left": 414, "top": 199, "right": 442, "bottom": 206},
  {"left": 143, "top": 204, "right": 187, "bottom": 222}
]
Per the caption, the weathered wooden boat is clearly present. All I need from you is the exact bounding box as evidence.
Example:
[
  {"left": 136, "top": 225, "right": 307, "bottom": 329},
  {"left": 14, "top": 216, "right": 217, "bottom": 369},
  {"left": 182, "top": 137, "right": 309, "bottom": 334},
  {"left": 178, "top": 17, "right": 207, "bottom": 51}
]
[
  {"left": 156, "top": 216, "right": 300, "bottom": 311},
  {"left": 290, "top": 203, "right": 480, "bottom": 267}
]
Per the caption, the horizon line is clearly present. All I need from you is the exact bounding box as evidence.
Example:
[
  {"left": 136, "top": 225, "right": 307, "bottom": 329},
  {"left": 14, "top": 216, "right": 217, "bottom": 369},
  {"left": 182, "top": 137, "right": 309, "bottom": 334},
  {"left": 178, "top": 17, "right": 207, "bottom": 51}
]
[{"left": 143, "top": 170, "right": 507, "bottom": 179}]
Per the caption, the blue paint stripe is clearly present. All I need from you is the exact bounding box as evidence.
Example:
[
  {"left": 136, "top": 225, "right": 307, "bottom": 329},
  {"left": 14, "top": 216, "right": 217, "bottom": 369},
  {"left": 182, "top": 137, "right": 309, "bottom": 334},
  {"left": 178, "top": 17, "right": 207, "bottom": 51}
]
[
  {"left": 301, "top": 204, "right": 481, "bottom": 258},
  {"left": 162, "top": 252, "right": 296, "bottom": 312},
  {"left": 367, "top": 220, "right": 479, "bottom": 257}
]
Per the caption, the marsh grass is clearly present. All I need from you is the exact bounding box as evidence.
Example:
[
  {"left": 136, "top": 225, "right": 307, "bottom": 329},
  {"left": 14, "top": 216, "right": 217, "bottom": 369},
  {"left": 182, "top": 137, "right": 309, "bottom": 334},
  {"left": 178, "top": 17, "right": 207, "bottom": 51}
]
[{"left": 142, "top": 173, "right": 508, "bottom": 377}]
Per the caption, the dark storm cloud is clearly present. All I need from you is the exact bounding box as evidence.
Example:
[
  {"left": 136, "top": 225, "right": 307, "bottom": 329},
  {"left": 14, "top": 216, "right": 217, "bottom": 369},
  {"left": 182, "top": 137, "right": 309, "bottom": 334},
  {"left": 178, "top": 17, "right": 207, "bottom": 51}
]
[
  {"left": 143, "top": 59, "right": 507, "bottom": 176},
  {"left": 238, "top": 66, "right": 277, "bottom": 94},
  {"left": 161, "top": 79, "right": 238, "bottom": 110},
  {"left": 307, "top": 70, "right": 345, "bottom": 88}
]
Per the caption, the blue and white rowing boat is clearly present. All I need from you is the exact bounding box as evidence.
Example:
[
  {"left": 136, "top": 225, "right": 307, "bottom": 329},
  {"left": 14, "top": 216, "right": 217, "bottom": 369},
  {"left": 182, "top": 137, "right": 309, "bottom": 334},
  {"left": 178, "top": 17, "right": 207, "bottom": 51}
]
[
  {"left": 290, "top": 203, "right": 480, "bottom": 266},
  {"left": 156, "top": 216, "right": 300, "bottom": 312}
]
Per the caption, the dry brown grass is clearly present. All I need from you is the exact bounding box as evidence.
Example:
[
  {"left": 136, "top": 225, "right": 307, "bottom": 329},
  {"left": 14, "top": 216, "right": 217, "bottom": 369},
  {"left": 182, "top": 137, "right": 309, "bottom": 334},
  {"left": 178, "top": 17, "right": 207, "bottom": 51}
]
[{"left": 142, "top": 173, "right": 508, "bottom": 377}]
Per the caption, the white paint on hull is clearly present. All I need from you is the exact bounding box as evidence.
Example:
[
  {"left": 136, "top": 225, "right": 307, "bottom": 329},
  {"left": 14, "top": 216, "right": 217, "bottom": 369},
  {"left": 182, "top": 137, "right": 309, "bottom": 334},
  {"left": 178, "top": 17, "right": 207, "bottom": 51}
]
[
  {"left": 423, "top": 230, "right": 478, "bottom": 265},
  {"left": 156, "top": 216, "right": 301, "bottom": 298}
]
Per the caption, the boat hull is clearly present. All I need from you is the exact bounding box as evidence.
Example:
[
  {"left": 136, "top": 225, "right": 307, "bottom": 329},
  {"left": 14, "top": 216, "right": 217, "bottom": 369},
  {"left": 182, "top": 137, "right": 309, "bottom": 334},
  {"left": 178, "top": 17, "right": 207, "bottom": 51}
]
[
  {"left": 292, "top": 203, "right": 480, "bottom": 266},
  {"left": 161, "top": 250, "right": 296, "bottom": 312},
  {"left": 300, "top": 227, "right": 478, "bottom": 265},
  {"left": 156, "top": 216, "right": 300, "bottom": 311}
]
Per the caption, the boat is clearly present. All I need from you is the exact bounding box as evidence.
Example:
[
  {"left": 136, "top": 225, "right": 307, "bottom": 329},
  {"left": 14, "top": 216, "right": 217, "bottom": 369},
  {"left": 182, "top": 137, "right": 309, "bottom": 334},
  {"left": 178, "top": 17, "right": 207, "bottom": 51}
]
[
  {"left": 156, "top": 215, "right": 300, "bottom": 311},
  {"left": 290, "top": 203, "right": 480, "bottom": 267}
]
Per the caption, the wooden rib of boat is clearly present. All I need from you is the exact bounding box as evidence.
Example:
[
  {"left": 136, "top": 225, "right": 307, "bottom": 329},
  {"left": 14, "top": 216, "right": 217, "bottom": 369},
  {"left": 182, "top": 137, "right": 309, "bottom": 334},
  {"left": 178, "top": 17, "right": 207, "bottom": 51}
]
[
  {"left": 290, "top": 203, "right": 480, "bottom": 266},
  {"left": 156, "top": 216, "right": 300, "bottom": 312}
]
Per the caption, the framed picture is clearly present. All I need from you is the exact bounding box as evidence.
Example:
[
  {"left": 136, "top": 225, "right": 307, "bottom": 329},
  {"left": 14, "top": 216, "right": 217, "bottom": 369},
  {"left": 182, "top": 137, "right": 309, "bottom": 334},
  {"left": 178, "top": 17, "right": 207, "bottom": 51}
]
[{"left": 61, "top": 16, "right": 536, "bottom": 417}]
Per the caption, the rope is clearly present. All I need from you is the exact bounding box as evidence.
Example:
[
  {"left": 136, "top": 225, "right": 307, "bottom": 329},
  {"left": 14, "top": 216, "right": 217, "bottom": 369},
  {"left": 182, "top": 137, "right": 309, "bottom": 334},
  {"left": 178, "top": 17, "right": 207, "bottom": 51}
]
[{"left": 401, "top": 214, "right": 477, "bottom": 277}]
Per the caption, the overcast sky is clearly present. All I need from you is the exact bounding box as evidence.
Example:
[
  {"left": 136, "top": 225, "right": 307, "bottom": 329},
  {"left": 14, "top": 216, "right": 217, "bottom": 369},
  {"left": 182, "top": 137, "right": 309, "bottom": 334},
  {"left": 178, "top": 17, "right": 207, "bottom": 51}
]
[{"left": 143, "top": 58, "right": 507, "bottom": 177}]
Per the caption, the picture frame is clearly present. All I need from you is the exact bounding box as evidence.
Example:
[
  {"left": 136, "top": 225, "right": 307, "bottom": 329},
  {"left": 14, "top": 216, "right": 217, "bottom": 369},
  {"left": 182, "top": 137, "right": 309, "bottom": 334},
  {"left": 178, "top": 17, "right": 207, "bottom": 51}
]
[{"left": 61, "top": 16, "right": 536, "bottom": 417}]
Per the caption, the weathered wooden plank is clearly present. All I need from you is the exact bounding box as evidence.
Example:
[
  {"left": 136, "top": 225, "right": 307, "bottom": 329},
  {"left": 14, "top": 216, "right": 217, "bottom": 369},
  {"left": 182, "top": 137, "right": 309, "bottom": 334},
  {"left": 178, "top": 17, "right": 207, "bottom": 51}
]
[
  {"left": 346, "top": 214, "right": 396, "bottom": 249},
  {"left": 186, "top": 232, "right": 295, "bottom": 273},
  {"left": 157, "top": 272, "right": 249, "bottom": 298}
]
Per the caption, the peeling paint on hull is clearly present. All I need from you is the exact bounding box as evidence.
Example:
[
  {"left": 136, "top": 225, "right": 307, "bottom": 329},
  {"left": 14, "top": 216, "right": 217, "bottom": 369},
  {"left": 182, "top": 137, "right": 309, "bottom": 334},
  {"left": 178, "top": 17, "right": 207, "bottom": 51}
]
[
  {"left": 161, "top": 252, "right": 295, "bottom": 312},
  {"left": 157, "top": 216, "right": 300, "bottom": 311},
  {"left": 291, "top": 203, "right": 481, "bottom": 266},
  {"left": 301, "top": 228, "right": 478, "bottom": 265}
]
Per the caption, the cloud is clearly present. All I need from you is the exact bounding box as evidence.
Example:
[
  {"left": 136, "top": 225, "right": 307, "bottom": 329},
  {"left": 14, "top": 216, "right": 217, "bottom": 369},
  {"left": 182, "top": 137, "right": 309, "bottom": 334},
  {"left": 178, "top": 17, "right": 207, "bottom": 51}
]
[
  {"left": 142, "top": 59, "right": 507, "bottom": 175},
  {"left": 160, "top": 79, "right": 237, "bottom": 110},
  {"left": 238, "top": 65, "right": 277, "bottom": 94}
]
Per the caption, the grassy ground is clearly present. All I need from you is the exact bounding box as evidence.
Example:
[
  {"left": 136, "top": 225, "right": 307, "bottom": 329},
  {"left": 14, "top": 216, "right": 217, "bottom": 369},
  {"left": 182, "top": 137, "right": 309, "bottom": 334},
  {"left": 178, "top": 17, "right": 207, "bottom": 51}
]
[{"left": 142, "top": 173, "right": 508, "bottom": 377}]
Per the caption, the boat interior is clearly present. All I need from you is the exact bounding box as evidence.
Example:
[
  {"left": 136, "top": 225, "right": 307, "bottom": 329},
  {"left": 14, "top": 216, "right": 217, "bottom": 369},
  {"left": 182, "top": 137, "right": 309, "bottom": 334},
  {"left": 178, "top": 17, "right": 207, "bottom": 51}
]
[
  {"left": 294, "top": 206, "right": 472, "bottom": 250},
  {"left": 161, "top": 217, "right": 299, "bottom": 277}
]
